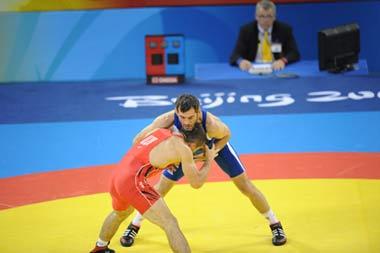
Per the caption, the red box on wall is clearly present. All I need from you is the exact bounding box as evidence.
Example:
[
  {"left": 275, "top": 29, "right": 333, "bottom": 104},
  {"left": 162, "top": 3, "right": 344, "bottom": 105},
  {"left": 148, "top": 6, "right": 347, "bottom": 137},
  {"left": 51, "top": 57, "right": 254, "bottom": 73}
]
[{"left": 145, "top": 34, "right": 185, "bottom": 84}]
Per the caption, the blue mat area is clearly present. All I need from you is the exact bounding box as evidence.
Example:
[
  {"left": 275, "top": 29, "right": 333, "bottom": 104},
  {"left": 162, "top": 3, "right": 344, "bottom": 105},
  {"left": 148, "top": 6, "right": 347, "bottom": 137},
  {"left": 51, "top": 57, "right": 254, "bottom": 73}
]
[
  {"left": 1, "top": 76, "right": 380, "bottom": 178},
  {"left": 1, "top": 111, "right": 380, "bottom": 178},
  {"left": 1, "top": 76, "right": 380, "bottom": 124}
]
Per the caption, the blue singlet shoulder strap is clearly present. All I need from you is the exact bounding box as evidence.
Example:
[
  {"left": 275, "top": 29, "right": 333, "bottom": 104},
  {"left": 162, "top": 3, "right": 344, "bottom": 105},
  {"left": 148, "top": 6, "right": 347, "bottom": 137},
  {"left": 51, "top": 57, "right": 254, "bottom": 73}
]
[{"left": 201, "top": 110, "right": 207, "bottom": 131}]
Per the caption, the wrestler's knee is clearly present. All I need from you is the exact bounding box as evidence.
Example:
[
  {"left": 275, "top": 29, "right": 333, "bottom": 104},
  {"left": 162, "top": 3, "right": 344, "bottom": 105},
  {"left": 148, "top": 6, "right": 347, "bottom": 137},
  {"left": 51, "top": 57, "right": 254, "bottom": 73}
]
[
  {"left": 162, "top": 215, "right": 180, "bottom": 231},
  {"left": 113, "top": 207, "right": 133, "bottom": 221}
]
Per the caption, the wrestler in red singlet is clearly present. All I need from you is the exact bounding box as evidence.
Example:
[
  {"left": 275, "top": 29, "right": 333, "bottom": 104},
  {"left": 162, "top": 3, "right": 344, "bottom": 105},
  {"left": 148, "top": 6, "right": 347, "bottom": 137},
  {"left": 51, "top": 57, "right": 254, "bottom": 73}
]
[{"left": 110, "top": 128, "right": 179, "bottom": 214}]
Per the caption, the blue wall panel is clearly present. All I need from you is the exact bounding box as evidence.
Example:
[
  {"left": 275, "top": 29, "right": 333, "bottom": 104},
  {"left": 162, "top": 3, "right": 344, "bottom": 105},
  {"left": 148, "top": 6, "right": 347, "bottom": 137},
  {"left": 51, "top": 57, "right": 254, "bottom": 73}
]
[{"left": 0, "top": 1, "right": 379, "bottom": 82}]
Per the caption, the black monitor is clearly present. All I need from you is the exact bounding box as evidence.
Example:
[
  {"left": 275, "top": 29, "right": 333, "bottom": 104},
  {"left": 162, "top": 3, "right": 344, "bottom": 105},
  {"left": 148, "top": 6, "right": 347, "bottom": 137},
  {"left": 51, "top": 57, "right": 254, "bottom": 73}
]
[{"left": 318, "top": 23, "right": 360, "bottom": 73}]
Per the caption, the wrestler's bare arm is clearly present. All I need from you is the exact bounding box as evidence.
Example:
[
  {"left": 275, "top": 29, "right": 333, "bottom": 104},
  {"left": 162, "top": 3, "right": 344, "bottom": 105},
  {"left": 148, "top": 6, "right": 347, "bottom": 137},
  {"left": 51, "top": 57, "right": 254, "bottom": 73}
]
[
  {"left": 205, "top": 112, "right": 231, "bottom": 152},
  {"left": 133, "top": 111, "right": 175, "bottom": 144},
  {"left": 175, "top": 138, "right": 216, "bottom": 189}
]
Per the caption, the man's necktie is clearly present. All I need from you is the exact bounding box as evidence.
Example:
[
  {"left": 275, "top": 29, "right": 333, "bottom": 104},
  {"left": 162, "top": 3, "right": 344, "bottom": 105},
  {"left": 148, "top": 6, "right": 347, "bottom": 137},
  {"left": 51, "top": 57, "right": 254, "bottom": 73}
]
[{"left": 262, "top": 31, "right": 273, "bottom": 62}]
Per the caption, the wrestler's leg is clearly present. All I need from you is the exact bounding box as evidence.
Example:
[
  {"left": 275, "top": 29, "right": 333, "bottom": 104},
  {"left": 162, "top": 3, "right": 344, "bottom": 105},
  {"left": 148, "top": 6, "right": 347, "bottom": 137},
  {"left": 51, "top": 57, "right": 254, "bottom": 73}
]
[
  {"left": 155, "top": 174, "right": 177, "bottom": 196},
  {"left": 98, "top": 206, "right": 135, "bottom": 242},
  {"left": 231, "top": 172, "right": 270, "bottom": 213},
  {"left": 121, "top": 173, "right": 178, "bottom": 247},
  {"left": 143, "top": 198, "right": 191, "bottom": 253},
  {"left": 132, "top": 175, "right": 176, "bottom": 226},
  {"left": 231, "top": 172, "right": 288, "bottom": 246},
  {"left": 91, "top": 206, "right": 134, "bottom": 252},
  {"left": 216, "top": 143, "right": 286, "bottom": 245}
]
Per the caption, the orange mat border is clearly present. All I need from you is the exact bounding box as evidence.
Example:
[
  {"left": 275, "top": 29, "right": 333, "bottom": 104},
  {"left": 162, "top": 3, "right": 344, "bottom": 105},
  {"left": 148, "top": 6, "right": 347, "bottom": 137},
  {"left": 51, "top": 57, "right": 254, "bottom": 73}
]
[{"left": 1, "top": 152, "right": 379, "bottom": 210}]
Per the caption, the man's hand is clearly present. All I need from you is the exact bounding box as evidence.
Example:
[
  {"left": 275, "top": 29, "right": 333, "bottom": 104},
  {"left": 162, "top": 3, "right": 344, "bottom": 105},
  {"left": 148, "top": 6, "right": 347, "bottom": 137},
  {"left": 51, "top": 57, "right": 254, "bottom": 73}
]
[
  {"left": 239, "top": 59, "right": 252, "bottom": 71},
  {"left": 204, "top": 143, "right": 218, "bottom": 162},
  {"left": 272, "top": 59, "right": 286, "bottom": 71},
  {"left": 193, "top": 147, "right": 206, "bottom": 162}
]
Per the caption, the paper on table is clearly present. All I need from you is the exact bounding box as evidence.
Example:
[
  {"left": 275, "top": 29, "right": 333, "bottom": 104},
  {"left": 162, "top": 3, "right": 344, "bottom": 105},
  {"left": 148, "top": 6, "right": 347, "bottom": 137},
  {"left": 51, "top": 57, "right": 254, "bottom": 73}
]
[{"left": 249, "top": 63, "right": 273, "bottom": 75}]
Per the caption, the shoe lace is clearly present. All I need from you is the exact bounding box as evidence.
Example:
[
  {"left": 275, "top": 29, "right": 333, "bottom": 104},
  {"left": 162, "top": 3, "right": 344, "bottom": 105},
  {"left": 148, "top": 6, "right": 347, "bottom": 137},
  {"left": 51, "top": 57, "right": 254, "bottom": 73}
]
[
  {"left": 272, "top": 227, "right": 285, "bottom": 238},
  {"left": 123, "top": 226, "right": 138, "bottom": 238}
]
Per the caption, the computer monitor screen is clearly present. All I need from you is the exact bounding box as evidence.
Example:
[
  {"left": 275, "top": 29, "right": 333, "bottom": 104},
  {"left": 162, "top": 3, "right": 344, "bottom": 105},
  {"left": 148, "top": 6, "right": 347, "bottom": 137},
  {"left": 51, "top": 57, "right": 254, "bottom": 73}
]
[{"left": 318, "top": 23, "right": 360, "bottom": 73}]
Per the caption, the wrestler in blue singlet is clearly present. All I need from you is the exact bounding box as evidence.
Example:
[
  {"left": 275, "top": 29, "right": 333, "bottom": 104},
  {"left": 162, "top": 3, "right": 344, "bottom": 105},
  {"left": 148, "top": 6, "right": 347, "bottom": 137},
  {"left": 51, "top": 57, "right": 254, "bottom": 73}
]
[{"left": 163, "top": 110, "right": 246, "bottom": 180}]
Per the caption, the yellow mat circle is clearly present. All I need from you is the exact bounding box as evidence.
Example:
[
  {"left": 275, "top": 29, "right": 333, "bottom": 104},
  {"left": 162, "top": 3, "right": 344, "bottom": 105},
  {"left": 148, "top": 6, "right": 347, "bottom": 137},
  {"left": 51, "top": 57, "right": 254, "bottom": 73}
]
[{"left": 0, "top": 179, "right": 379, "bottom": 253}]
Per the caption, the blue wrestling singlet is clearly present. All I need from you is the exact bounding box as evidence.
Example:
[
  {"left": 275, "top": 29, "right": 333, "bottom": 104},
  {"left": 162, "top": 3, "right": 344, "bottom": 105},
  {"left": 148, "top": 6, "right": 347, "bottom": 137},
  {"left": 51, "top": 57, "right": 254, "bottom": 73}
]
[{"left": 163, "top": 110, "right": 246, "bottom": 181}]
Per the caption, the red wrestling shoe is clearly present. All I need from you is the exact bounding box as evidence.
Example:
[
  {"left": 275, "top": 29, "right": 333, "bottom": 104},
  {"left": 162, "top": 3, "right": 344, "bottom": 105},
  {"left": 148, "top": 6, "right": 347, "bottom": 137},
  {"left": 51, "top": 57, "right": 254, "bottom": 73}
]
[{"left": 90, "top": 245, "right": 115, "bottom": 253}]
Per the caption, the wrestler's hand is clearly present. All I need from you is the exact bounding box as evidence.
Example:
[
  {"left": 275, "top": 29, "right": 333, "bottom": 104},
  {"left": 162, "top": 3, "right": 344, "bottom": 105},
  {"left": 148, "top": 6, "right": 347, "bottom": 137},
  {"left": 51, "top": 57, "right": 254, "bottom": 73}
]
[{"left": 204, "top": 143, "right": 217, "bottom": 162}]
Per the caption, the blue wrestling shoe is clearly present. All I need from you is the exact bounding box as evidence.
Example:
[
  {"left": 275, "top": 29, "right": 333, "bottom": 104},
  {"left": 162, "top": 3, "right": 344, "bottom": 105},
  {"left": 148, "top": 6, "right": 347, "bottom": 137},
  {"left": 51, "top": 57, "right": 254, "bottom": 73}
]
[{"left": 270, "top": 222, "right": 287, "bottom": 246}]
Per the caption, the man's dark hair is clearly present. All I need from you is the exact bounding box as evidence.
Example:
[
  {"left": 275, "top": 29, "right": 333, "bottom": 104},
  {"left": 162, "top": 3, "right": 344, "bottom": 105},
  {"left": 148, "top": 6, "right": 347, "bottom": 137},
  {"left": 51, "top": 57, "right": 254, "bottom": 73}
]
[
  {"left": 175, "top": 94, "right": 200, "bottom": 113},
  {"left": 181, "top": 123, "right": 206, "bottom": 147}
]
